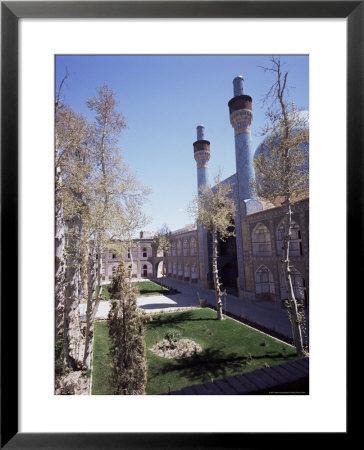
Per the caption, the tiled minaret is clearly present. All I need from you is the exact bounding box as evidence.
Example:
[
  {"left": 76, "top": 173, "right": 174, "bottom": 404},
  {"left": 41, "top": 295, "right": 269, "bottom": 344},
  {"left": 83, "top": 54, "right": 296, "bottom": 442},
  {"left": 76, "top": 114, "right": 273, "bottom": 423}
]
[
  {"left": 193, "top": 125, "right": 210, "bottom": 192},
  {"left": 193, "top": 125, "right": 210, "bottom": 289},
  {"left": 229, "top": 76, "right": 262, "bottom": 216}
]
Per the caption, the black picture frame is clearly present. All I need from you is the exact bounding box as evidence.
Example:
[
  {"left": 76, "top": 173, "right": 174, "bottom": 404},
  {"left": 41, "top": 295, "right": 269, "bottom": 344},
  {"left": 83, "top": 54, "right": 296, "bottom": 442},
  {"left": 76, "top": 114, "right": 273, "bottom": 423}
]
[{"left": 1, "top": 1, "right": 357, "bottom": 448}]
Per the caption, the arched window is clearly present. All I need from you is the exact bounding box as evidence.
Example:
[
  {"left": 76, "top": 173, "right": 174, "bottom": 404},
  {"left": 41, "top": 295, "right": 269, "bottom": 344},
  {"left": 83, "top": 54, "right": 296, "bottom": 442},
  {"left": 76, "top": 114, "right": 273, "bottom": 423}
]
[
  {"left": 142, "top": 264, "right": 148, "bottom": 278},
  {"left": 255, "top": 265, "right": 275, "bottom": 294},
  {"left": 184, "top": 262, "right": 189, "bottom": 277},
  {"left": 276, "top": 220, "right": 302, "bottom": 257},
  {"left": 280, "top": 270, "right": 305, "bottom": 301},
  {"left": 172, "top": 241, "right": 177, "bottom": 256},
  {"left": 252, "top": 223, "right": 272, "bottom": 256},
  {"left": 191, "top": 263, "right": 198, "bottom": 279},
  {"left": 183, "top": 239, "right": 189, "bottom": 256},
  {"left": 190, "top": 238, "right": 197, "bottom": 256},
  {"left": 177, "top": 240, "right": 182, "bottom": 256}
]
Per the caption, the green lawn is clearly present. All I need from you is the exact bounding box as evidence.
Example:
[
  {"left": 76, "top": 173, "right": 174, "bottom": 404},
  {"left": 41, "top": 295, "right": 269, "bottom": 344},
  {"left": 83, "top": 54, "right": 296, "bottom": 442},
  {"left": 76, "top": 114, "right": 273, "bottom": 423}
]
[
  {"left": 92, "top": 320, "right": 113, "bottom": 395},
  {"left": 92, "top": 308, "right": 298, "bottom": 395},
  {"left": 101, "top": 280, "right": 171, "bottom": 300},
  {"left": 135, "top": 280, "right": 171, "bottom": 296},
  {"left": 100, "top": 284, "right": 112, "bottom": 300}
]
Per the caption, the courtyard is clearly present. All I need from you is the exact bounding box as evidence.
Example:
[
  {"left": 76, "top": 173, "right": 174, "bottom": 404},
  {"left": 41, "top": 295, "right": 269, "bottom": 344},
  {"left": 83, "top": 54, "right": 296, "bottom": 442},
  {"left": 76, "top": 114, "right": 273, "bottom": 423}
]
[{"left": 92, "top": 307, "right": 299, "bottom": 395}]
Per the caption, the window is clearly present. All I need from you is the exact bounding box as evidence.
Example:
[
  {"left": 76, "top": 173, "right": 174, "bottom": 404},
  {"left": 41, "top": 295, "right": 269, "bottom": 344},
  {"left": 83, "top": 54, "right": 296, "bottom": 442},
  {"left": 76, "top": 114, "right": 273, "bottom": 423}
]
[
  {"left": 191, "top": 263, "right": 198, "bottom": 279},
  {"left": 184, "top": 263, "right": 189, "bottom": 277},
  {"left": 172, "top": 242, "right": 177, "bottom": 256},
  {"left": 190, "top": 238, "right": 197, "bottom": 256},
  {"left": 255, "top": 265, "right": 275, "bottom": 294},
  {"left": 280, "top": 270, "right": 305, "bottom": 301},
  {"left": 276, "top": 220, "right": 302, "bottom": 257},
  {"left": 177, "top": 240, "right": 182, "bottom": 256},
  {"left": 183, "top": 239, "right": 189, "bottom": 256},
  {"left": 178, "top": 262, "right": 183, "bottom": 276},
  {"left": 252, "top": 223, "right": 272, "bottom": 256},
  {"left": 142, "top": 247, "right": 147, "bottom": 258}
]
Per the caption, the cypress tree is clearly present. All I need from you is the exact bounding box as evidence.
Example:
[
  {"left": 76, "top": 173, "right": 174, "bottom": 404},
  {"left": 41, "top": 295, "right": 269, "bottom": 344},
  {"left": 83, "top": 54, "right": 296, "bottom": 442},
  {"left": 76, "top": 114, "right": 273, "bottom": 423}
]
[{"left": 108, "top": 262, "right": 147, "bottom": 394}]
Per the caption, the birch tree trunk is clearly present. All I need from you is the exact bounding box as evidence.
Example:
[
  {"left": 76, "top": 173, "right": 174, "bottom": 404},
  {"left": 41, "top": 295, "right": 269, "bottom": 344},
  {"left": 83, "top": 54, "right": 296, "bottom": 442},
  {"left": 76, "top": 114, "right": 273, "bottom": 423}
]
[
  {"left": 212, "top": 226, "right": 224, "bottom": 320},
  {"left": 55, "top": 161, "right": 66, "bottom": 341},
  {"left": 64, "top": 216, "right": 84, "bottom": 368},
  {"left": 83, "top": 244, "right": 98, "bottom": 368},
  {"left": 93, "top": 239, "right": 103, "bottom": 301},
  {"left": 282, "top": 201, "right": 304, "bottom": 356}
]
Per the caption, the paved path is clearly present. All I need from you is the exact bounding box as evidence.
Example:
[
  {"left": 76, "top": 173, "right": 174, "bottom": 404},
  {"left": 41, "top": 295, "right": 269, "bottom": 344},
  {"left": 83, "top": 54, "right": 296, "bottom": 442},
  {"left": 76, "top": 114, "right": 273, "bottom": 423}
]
[
  {"left": 79, "top": 277, "right": 308, "bottom": 343},
  {"left": 79, "top": 286, "right": 200, "bottom": 321}
]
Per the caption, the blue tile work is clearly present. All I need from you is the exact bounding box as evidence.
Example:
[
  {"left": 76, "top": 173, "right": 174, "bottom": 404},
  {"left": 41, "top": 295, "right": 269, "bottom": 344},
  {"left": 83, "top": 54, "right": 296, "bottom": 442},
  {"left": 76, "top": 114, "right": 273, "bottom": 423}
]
[
  {"left": 197, "top": 166, "right": 209, "bottom": 189},
  {"left": 198, "top": 224, "right": 206, "bottom": 287},
  {"left": 234, "top": 131, "right": 257, "bottom": 203}
]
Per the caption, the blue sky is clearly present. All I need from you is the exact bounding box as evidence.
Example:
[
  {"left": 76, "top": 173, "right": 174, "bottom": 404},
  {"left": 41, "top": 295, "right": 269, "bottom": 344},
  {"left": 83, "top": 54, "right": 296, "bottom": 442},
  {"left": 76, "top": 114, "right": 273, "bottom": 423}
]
[{"left": 56, "top": 55, "right": 309, "bottom": 232}]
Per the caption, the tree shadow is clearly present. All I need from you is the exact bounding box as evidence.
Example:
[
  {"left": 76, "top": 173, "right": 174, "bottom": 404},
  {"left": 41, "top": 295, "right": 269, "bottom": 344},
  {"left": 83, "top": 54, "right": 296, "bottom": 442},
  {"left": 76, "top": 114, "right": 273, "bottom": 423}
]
[
  {"left": 138, "top": 289, "right": 168, "bottom": 296},
  {"left": 154, "top": 348, "right": 298, "bottom": 384},
  {"left": 147, "top": 311, "right": 216, "bottom": 330}
]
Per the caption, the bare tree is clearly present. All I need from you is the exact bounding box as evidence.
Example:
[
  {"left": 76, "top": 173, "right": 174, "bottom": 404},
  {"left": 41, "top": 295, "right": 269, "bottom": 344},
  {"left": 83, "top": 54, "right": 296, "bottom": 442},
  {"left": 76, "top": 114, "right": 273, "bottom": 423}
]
[
  {"left": 56, "top": 90, "right": 93, "bottom": 369},
  {"left": 86, "top": 84, "right": 127, "bottom": 301},
  {"left": 189, "top": 174, "right": 236, "bottom": 320},
  {"left": 255, "top": 57, "right": 309, "bottom": 356},
  {"left": 55, "top": 81, "right": 151, "bottom": 383},
  {"left": 55, "top": 72, "right": 69, "bottom": 344}
]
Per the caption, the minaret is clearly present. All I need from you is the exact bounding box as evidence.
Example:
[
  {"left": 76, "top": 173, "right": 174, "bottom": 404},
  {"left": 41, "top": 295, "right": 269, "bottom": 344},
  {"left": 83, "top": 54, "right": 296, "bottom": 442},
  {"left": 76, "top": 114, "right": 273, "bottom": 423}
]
[
  {"left": 193, "top": 125, "right": 210, "bottom": 289},
  {"left": 193, "top": 125, "right": 210, "bottom": 192},
  {"left": 228, "top": 76, "right": 262, "bottom": 216}
]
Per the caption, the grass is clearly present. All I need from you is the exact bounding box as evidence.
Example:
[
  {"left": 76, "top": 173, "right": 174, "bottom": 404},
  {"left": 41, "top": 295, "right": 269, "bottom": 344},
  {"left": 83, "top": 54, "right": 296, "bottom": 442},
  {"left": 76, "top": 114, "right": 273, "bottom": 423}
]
[
  {"left": 92, "top": 308, "right": 299, "bottom": 395},
  {"left": 100, "top": 284, "right": 113, "bottom": 300},
  {"left": 92, "top": 321, "right": 113, "bottom": 395},
  {"left": 101, "top": 280, "right": 171, "bottom": 300},
  {"left": 135, "top": 280, "right": 171, "bottom": 297}
]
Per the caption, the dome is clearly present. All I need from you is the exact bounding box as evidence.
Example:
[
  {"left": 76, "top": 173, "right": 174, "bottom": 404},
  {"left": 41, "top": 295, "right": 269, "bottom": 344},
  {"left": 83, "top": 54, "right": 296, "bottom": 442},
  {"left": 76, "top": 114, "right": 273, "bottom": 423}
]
[
  {"left": 254, "top": 109, "right": 309, "bottom": 162},
  {"left": 253, "top": 110, "right": 309, "bottom": 196}
]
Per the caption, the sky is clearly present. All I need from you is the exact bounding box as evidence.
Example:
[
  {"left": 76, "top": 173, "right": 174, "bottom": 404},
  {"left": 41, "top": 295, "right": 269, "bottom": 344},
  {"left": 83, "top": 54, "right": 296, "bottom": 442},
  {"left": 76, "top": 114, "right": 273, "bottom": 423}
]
[{"left": 56, "top": 55, "right": 309, "bottom": 232}]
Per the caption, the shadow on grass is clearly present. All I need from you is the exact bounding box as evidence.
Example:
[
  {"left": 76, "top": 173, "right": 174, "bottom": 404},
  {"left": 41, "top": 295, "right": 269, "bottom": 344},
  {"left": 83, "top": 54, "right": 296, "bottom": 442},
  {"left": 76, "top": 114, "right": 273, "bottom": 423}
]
[
  {"left": 147, "top": 311, "right": 216, "bottom": 330},
  {"left": 140, "top": 303, "right": 179, "bottom": 311},
  {"left": 138, "top": 289, "right": 169, "bottom": 296},
  {"left": 152, "top": 348, "right": 298, "bottom": 384}
]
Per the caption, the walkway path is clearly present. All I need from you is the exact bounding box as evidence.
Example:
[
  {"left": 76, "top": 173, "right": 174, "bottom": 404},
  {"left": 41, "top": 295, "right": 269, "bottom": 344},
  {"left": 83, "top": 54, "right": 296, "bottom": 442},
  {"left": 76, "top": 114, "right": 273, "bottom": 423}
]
[{"left": 79, "top": 277, "right": 308, "bottom": 343}]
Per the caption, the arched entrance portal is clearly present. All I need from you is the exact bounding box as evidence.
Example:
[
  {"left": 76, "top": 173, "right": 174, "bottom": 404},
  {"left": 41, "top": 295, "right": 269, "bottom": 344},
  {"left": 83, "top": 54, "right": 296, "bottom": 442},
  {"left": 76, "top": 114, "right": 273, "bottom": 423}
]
[
  {"left": 155, "top": 261, "right": 164, "bottom": 278},
  {"left": 220, "top": 262, "right": 238, "bottom": 295}
]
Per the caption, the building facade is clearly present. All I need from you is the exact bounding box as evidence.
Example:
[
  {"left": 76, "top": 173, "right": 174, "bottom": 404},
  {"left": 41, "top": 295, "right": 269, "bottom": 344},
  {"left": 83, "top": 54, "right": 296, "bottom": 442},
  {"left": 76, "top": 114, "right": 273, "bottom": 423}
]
[
  {"left": 104, "top": 76, "right": 309, "bottom": 308},
  {"left": 102, "top": 231, "right": 161, "bottom": 281},
  {"left": 164, "top": 75, "right": 309, "bottom": 308}
]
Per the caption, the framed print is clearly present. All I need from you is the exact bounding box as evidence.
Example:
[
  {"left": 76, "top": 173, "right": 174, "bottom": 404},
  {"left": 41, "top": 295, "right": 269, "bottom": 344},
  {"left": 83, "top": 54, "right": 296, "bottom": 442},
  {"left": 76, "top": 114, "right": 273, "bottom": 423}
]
[{"left": 1, "top": 0, "right": 358, "bottom": 447}]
